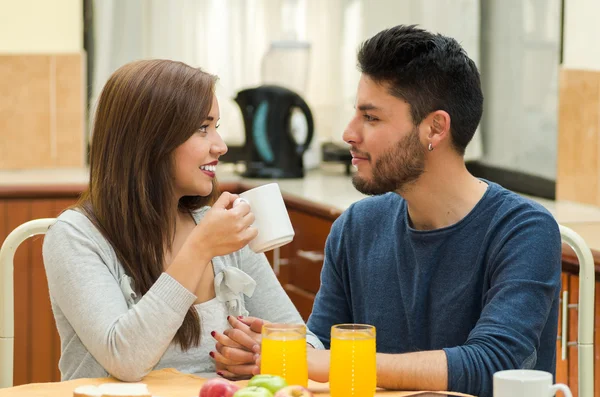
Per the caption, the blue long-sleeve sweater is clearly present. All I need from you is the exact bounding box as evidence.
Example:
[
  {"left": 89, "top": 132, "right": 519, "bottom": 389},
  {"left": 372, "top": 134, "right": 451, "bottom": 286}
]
[{"left": 307, "top": 181, "right": 561, "bottom": 397}]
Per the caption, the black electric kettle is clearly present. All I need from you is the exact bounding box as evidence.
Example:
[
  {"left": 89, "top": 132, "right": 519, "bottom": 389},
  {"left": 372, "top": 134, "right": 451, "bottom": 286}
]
[{"left": 234, "top": 85, "right": 314, "bottom": 178}]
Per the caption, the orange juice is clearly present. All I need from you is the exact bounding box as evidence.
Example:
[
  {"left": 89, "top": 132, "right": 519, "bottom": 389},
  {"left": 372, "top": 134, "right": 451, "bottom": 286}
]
[
  {"left": 261, "top": 326, "right": 308, "bottom": 387},
  {"left": 330, "top": 326, "right": 376, "bottom": 397}
]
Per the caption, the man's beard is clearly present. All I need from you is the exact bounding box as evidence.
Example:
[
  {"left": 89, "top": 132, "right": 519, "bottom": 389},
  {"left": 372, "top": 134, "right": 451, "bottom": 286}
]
[{"left": 352, "top": 128, "right": 426, "bottom": 196}]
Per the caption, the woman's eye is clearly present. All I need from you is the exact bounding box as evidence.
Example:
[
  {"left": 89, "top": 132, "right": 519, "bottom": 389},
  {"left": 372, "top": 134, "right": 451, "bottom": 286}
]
[
  {"left": 197, "top": 125, "right": 209, "bottom": 133},
  {"left": 215, "top": 122, "right": 220, "bottom": 129}
]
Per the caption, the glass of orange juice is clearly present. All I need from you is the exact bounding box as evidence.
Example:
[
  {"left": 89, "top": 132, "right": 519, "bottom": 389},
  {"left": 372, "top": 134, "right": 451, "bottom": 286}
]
[
  {"left": 329, "top": 324, "right": 376, "bottom": 397},
  {"left": 260, "top": 323, "right": 308, "bottom": 387}
]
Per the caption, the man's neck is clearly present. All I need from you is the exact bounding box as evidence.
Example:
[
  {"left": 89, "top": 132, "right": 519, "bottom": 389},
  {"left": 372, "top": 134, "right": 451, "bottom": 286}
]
[{"left": 399, "top": 162, "right": 488, "bottom": 231}]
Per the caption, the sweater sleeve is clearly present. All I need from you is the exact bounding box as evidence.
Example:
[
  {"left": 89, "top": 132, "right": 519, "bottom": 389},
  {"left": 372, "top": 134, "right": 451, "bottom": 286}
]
[
  {"left": 42, "top": 219, "right": 197, "bottom": 381},
  {"left": 306, "top": 214, "right": 353, "bottom": 348},
  {"left": 239, "top": 247, "right": 324, "bottom": 349},
  {"left": 443, "top": 210, "right": 562, "bottom": 397}
]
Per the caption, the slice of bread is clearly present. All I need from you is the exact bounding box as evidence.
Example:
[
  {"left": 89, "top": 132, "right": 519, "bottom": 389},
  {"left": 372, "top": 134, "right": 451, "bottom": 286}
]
[
  {"left": 73, "top": 385, "right": 101, "bottom": 397},
  {"left": 73, "top": 383, "right": 151, "bottom": 397}
]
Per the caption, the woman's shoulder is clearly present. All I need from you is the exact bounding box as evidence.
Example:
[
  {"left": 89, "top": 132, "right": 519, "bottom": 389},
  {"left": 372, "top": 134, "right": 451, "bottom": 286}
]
[
  {"left": 52, "top": 208, "right": 99, "bottom": 235},
  {"left": 44, "top": 210, "right": 136, "bottom": 306},
  {"left": 48, "top": 209, "right": 115, "bottom": 257}
]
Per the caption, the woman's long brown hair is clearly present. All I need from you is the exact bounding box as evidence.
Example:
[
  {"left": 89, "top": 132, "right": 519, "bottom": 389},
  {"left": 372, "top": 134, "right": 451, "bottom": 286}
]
[{"left": 77, "top": 59, "right": 219, "bottom": 350}]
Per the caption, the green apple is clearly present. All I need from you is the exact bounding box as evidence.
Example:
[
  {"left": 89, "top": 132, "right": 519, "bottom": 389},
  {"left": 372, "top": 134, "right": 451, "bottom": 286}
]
[
  {"left": 233, "top": 386, "right": 274, "bottom": 397},
  {"left": 247, "top": 375, "right": 288, "bottom": 394}
]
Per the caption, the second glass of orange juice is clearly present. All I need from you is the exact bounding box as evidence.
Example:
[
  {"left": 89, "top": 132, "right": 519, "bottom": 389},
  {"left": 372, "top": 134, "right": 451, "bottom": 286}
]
[
  {"left": 260, "top": 323, "right": 308, "bottom": 387},
  {"left": 329, "top": 324, "right": 376, "bottom": 397}
]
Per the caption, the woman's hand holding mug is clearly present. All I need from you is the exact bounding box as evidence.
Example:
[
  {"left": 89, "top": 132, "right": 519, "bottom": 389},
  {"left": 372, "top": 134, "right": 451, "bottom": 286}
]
[{"left": 187, "top": 192, "right": 258, "bottom": 259}]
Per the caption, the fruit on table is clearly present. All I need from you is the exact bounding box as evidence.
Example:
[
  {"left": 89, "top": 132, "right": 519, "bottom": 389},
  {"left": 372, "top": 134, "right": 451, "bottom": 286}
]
[
  {"left": 199, "top": 378, "right": 241, "bottom": 397},
  {"left": 247, "top": 375, "right": 288, "bottom": 394},
  {"left": 274, "top": 385, "right": 314, "bottom": 397},
  {"left": 233, "top": 386, "right": 274, "bottom": 397}
]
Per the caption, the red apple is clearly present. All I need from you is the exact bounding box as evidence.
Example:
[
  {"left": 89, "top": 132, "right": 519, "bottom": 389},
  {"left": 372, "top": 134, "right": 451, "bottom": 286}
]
[
  {"left": 199, "top": 378, "right": 241, "bottom": 397},
  {"left": 273, "top": 385, "right": 314, "bottom": 397}
]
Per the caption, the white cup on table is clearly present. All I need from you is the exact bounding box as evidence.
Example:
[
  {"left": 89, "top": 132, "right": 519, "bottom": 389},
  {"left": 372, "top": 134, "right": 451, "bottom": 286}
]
[
  {"left": 233, "top": 183, "right": 295, "bottom": 253},
  {"left": 493, "top": 369, "right": 572, "bottom": 397}
]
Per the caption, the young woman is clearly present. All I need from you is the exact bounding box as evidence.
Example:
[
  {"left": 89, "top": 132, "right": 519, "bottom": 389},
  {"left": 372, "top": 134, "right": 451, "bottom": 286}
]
[{"left": 42, "top": 59, "right": 321, "bottom": 382}]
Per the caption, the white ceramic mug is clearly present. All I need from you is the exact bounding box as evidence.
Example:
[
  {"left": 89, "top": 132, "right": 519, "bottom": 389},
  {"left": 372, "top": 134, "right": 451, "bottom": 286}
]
[
  {"left": 493, "top": 370, "right": 572, "bottom": 397},
  {"left": 233, "top": 183, "right": 295, "bottom": 253}
]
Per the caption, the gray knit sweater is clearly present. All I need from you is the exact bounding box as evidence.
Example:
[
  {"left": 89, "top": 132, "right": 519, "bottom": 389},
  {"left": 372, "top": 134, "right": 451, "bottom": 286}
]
[{"left": 42, "top": 208, "right": 322, "bottom": 381}]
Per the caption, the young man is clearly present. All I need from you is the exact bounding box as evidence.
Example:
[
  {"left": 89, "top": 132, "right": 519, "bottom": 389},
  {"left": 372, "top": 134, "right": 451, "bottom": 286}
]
[{"left": 212, "top": 25, "right": 561, "bottom": 397}]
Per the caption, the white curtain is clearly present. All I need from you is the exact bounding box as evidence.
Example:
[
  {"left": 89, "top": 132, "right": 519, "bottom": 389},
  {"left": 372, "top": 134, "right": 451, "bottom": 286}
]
[
  {"left": 92, "top": 0, "right": 481, "bottom": 162},
  {"left": 92, "top": 0, "right": 283, "bottom": 146}
]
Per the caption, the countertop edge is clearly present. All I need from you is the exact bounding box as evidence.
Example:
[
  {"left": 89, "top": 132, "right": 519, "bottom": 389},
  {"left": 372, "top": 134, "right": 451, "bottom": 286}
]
[{"left": 0, "top": 183, "right": 597, "bottom": 278}]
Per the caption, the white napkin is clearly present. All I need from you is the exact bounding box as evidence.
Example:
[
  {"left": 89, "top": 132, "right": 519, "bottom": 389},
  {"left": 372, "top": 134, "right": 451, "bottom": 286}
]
[
  {"left": 214, "top": 267, "right": 257, "bottom": 316},
  {"left": 119, "top": 274, "right": 138, "bottom": 307}
]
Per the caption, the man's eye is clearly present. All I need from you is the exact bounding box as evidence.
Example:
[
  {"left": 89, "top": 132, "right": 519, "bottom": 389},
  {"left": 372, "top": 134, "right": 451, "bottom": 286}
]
[{"left": 364, "top": 114, "right": 378, "bottom": 122}]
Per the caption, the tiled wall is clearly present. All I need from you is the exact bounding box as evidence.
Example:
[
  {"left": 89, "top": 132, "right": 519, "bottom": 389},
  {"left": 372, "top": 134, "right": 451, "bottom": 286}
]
[
  {"left": 0, "top": 53, "right": 85, "bottom": 169},
  {"left": 556, "top": 68, "right": 600, "bottom": 206}
]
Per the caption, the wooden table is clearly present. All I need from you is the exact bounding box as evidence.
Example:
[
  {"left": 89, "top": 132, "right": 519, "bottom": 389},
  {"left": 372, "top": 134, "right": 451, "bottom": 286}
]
[{"left": 0, "top": 368, "right": 473, "bottom": 397}]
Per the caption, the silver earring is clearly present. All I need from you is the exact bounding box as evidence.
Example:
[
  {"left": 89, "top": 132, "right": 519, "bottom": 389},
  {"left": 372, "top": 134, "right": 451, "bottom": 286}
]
[{"left": 428, "top": 143, "right": 433, "bottom": 152}]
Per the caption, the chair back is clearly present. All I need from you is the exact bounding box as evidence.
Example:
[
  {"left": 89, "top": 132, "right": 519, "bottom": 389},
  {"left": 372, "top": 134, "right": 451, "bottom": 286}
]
[
  {"left": 0, "top": 218, "right": 56, "bottom": 388},
  {"left": 559, "top": 225, "right": 595, "bottom": 397}
]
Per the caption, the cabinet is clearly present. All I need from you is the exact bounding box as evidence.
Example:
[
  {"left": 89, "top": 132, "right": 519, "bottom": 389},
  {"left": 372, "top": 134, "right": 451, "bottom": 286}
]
[
  {"left": 277, "top": 208, "right": 337, "bottom": 320},
  {"left": 262, "top": 194, "right": 340, "bottom": 320}
]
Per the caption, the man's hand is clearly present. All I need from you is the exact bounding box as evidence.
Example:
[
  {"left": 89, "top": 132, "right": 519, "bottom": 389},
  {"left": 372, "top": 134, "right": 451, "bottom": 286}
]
[
  {"left": 250, "top": 335, "right": 326, "bottom": 380},
  {"left": 308, "top": 348, "right": 331, "bottom": 383},
  {"left": 211, "top": 316, "right": 265, "bottom": 379},
  {"left": 214, "top": 316, "right": 332, "bottom": 381}
]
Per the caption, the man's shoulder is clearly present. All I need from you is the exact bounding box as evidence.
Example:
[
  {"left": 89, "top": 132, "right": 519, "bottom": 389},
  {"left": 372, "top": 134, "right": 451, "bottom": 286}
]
[
  {"left": 482, "top": 182, "right": 560, "bottom": 252},
  {"left": 486, "top": 182, "right": 555, "bottom": 221}
]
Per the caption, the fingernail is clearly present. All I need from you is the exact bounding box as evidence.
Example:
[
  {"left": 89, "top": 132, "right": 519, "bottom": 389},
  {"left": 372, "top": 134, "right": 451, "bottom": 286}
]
[
  {"left": 209, "top": 351, "right": 215, "bottom": 358},
  {"left": 237, "top": 316, "right": 244, "bottom": 320},
  {"left": 227, "top": 315, "right": 230, "bottom": 320},
  {"left": 211, "top": 331, "right": 216, "bottom": 337},
  {"left": 217, "top": 371, "right": 224, "bottom": 377}
]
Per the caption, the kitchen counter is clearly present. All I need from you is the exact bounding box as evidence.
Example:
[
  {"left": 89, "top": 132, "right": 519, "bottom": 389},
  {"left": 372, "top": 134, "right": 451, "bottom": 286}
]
[
  {"left": 2, "top": 164, "right": 600, "bottom": 250},
  {"left": 218, "top": 163, "right": 368, "bottom": 210},
  {"left": 0, "top": 163, "right": 368, "bottom": 210}
]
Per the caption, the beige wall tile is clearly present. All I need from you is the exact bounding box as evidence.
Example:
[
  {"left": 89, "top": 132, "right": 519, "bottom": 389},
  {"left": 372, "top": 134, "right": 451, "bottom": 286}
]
[
  {"left": 0, "top": 53, "right": 85, "bottom": 169},
  {"left": 0, "top": 55, "right": 52, "bottom": 168},
  {"left": 556, "top": 68, "right": 600, "bottom": 205},
  {"left": 55, "top": 54, "right": 86, "bottom": 167}
]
